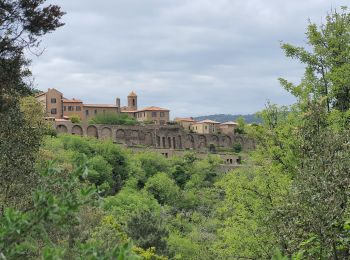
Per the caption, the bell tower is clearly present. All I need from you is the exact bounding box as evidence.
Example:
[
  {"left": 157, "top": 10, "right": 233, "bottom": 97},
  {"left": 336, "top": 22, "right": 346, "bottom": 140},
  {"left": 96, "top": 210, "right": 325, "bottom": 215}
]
[{"left": 127, "top": 91, "right": 138, "bottom": 111}]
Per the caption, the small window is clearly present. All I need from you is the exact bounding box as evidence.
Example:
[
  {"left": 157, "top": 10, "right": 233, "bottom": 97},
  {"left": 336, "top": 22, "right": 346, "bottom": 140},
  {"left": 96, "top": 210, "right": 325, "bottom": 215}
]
[
  {"left": 68, "top": 106, "right": 74, "bottom": 111},
  {"left": 152, "top": 112, "right": 157, "bottom": 117},
  {"left": 51, "top": 108, "right": 57, "bottom": 114},
  {"left": 76, "top": 106, "right": 81, "bottom": 111},
  {"left": 85, "top": 110, "right": 89, "bottom": 116},
  {"left": 160, "top": 112, "right": 165, "bottom": 117},
  {"left": 51, "top": 98, "right": 56, "bottom": 103}
]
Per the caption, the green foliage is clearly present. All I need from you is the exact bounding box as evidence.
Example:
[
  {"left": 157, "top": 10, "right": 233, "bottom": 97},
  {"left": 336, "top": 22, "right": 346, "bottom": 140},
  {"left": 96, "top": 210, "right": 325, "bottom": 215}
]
[
  {"left": 89, "top": 112, "right": 138, "bottom": 125},
  {"left": 70, "top": 114, "right": 81, "bottom": 123},
  {"left": 145, "top": 172, "right": 180, "bottom": 205},
  {"left": 0, "top": 97, "right": 48, "bottom": 212},
  {"left": 126, "top": 209, "right": 169, "bottom": 255},
  {"left": 232, "top": 142, "right": 242, "bottom": 153},
  {"left": 0, "top": 158, "right": 95, "bottom": 259},
  {"left": 280, "top": 7, "right": 350, "bottom": 111}
]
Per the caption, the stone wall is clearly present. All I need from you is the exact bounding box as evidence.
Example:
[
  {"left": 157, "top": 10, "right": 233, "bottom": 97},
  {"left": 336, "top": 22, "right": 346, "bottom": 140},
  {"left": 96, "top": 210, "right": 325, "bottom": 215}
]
[{"left": 55, "top": 121, "right": 255, "bottom": 152}]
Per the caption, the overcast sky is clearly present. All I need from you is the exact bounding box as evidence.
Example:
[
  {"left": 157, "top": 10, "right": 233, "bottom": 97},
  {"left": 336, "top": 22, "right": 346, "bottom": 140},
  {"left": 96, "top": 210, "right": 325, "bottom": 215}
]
[{"left": 31, "top": 0, "right": 348, "bottom": 117}]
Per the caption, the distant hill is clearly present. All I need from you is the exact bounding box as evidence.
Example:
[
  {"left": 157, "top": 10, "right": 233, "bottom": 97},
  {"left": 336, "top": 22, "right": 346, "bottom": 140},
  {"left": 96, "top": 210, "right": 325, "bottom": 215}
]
[{"left": 193, "top": 114, "right": 261, "bottom": 124}]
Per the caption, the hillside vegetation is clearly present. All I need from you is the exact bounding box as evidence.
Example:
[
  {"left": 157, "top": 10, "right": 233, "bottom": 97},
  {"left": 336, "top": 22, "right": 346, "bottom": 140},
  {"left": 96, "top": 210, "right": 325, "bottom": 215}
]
[{"left": 1, "top": 2, "right": 350, "bottom": 259}]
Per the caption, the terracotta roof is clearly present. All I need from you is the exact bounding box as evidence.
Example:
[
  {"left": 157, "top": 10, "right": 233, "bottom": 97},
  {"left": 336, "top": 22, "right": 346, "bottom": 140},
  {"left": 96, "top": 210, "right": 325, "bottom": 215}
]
[
  {"left": 121, "top": 110, "right": 137, "bottom": 113},
  {"left": 175, "top": 117, "right": 196, "bottom": 122},
  {"left": 83, "top": 104, "right": 118, "bottom": 108},
  {"left": 35, "top": 92, "right": 46, "bottom": 97},
  {"left": 55, "top": 118, "right": 70, "bottom": 122},
  {"left": 197, "top": 119, "right": 220, "bottom": 124},
  {"left": 137, "top": 106, "right": 170, "bottom": 112},
  {"left": 63, "top": 98, "right": 82, "bottom": 103},
  {"left": 128, "top": 91, "right": 137, "bottom": 97},
  {"left": 220, "top": 121, "right": 238, "bottom": 125}
]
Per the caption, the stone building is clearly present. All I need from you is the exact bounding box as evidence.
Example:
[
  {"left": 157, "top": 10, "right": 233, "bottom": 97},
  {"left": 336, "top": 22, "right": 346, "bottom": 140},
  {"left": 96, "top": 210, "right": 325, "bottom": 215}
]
[
  {"left": 135, "top": 106, "right": 170, "bottom": 125},
  {"left": 36, "top": 88, "right": 170, "bottom": 124},
  {"left": 219, "top": 121, "right": 239, "bottom": 134},
  {"left": 36, "top": 88, "right": 64, "bottom": 119},
  {"left": 174, "top": 117, "right": 196, "bottom": 131},
  {"left": 190, "top": 119, "right": 221, "bottom": 134}
]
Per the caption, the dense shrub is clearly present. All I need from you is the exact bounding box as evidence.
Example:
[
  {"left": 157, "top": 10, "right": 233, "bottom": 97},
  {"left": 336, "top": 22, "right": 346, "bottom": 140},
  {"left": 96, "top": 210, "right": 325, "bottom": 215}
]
[
  {"left": 70, "top": 114, "right": 81, "bottom": 123},
  {"left": 89, "top": 113, "right": 138, "bottom": 125}
]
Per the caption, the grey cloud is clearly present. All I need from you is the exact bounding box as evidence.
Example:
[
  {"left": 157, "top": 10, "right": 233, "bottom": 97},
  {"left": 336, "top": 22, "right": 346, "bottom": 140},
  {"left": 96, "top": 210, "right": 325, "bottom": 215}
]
[{"left": 32, "top": 0, "right": 349, "bottom": 117}]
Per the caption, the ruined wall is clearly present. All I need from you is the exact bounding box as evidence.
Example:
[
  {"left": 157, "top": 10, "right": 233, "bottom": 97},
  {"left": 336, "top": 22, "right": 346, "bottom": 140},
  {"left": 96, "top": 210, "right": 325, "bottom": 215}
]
[{"left": 55, "top": 121, "right": 255, "bottom": 151}]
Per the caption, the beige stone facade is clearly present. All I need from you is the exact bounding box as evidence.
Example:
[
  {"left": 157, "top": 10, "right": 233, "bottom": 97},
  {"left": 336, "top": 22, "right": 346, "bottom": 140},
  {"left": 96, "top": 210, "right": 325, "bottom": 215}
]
[
  {"left": 83, "top": 104, "right": 119, "bottom": 121},
  {"left": 135, "top": 107, "right": 170, "bottom": 125},
  {"left": 219, "top": 121, "right": 238, "bottom": 134},
  {"left": 174, "top": 117, "right": 196, "bottom": 131},
  {"left": 190, "top": 119, "right": 220, "bottom": 134}
]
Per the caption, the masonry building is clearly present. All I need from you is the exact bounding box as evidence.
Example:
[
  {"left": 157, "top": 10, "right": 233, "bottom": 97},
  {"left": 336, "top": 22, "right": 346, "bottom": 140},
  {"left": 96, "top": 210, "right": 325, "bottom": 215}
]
[{"left": 36, "top": 88, "right": 170, "bottom": 124}]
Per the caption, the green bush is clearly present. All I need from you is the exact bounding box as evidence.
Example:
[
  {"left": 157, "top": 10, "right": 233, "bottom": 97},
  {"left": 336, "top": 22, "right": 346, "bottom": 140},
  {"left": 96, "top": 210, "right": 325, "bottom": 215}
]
[
  {"left": 89, "top": 113, "right": 138, "bottom": 125},
  {"left": 70, "top": 114, "right": 81, "bottom": 123},
  {"left": 232, "top": 142, "right": 242, "bottom": 153}
]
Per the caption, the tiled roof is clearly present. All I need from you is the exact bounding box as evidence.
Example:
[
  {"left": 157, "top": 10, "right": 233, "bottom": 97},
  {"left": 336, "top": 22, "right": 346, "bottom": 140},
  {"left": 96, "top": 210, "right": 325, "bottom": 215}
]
[
  {"left": 35, "top": 92, "right": 46, "bottom": 97},
  {"left": 197, "top": 119, "right": 220, "bottom": 124},
  {"left": 220, "top": 121, "right": 238, "bottom": 125},
  {"left": 137, "top": 106, "right": 170, "bottom": 112},
  {"left": 63, "top": 98, "right": 82, "bottom": 103},
  {"left": 175, "top": 117, "right": 196, "bottom": 122},
  {"left": 83, "top": 104, "right": 118, "bottom": 108},
  {"left": 121, "top": 110, "right": 137, "bottom": 113}
]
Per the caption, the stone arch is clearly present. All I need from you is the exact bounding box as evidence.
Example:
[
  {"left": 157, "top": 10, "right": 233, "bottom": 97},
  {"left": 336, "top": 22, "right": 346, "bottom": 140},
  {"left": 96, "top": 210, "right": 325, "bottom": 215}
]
[
  {"left": 185, "top": 134, "right": 195, "bottom": 149},
  {"left": 56, "top": 124, "right": 68, "bottom": 134},
  {"left": 131, "top": 130, "right": 139, "bottom": 139},
  {"left": 234, "top": 136, "right": 244, "bottom": 145},
  {"left": 178, "top": 135, "right": 183, "bottom": 149},
  {"left": 168, "top": 137, "right": 172, "bottom": 148},
  {"left": 198, "top": 135, "right": 207, "bottom": 149},
  {"left": 72, "top": 125, "right": 83, "bottom": 135},
  {"left": 116, "top": 129, "right": 125, "bottom": 140},
  {"left": 211, "top": 135, "right": 219, "bottom": 145},
  {"left": 87, "top": 125, "right": 98, "bottom": 138},
  {"left": 156, "top": 135, "right": 161, "bottom": 147},
  {"left": 221, "top": 135, "right": 233, "bottom": 147},
  {"left": 145, "top": 132, "right": 153, "bottom": 146},
  {"left": 101, "top": 127, "right": 112, "bottom": 139},
  {"left": 162, "top": 136, "right": 166, "bottom": 148}
]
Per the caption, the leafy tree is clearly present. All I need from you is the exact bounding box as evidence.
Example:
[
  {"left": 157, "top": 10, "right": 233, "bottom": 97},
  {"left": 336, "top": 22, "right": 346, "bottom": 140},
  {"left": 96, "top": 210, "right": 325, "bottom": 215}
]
[
  {"left": 0, "top": 0, "right": 64, "bottom": 212},
  {"left": 145, "top": 172, "right": 180, "bottom": 205},
  {"left": 279, "top": 7, "right": 350, "bottom": 112},
  {"left": 126, "top": 209, "right": 169, "bottom": 255},
  {"left": 0, "top": 0, "right": 64, "bottom": 109},
  {"left": 0, "top": 96, "right": 48, "bottom": 212},
  {"left": 89, "top": 112, "right": 138, "bottom": 125},
  {"left": 0, "top": 158, "right": 95, "bottom": 259}
]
